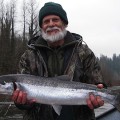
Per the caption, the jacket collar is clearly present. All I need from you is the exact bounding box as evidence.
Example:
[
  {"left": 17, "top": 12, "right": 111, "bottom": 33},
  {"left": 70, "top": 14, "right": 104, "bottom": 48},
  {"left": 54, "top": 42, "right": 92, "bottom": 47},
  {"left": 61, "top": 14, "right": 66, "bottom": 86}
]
[{"left": 28, "top": 31, "right": 82, "bottom": 49}]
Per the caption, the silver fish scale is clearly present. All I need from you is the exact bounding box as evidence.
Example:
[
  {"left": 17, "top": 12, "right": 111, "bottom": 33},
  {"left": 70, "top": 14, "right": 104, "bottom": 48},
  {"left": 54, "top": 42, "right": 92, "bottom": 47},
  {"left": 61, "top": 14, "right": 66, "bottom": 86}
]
[
  {"left": 19, "top": 83, "right": 93, "bottom": 105},
  {"left": 0, "top": 74, "right": 119, "bottom": 109}
]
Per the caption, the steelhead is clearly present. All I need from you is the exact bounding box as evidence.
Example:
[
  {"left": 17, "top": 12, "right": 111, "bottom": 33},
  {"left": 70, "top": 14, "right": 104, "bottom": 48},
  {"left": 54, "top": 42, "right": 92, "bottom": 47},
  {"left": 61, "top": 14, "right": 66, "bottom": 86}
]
[{"left": 0, "top": 74, "right": 120, "bottom": 114}]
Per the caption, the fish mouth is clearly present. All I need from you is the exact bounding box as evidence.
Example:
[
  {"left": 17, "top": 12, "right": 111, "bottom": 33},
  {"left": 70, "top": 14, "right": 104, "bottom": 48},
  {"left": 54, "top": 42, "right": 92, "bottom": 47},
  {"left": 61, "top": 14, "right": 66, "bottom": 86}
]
[
  {"left": 0, "top": 82, "right": 17, "bottom": 96},
  {"left": 0, "top": 83, "right": 14, "bottom": 95},
  {"left": 0, "top": 86, "right": 11, "bottom": 95}
]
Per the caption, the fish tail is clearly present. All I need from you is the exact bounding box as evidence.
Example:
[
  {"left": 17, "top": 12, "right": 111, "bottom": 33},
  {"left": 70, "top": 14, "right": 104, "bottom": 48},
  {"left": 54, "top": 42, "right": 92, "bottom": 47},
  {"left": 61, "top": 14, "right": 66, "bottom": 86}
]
[
  {"left": 114, "top": 92, "right": 120, "bottom": 112},
  {"left": 109, "top": 86, "right": 120, "bottom": 111}
]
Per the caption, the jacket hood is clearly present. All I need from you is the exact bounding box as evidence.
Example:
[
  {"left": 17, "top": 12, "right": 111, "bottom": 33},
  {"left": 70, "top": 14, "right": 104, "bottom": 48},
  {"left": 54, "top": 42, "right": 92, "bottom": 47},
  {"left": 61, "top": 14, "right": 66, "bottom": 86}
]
[{"left": 27, "top": 31, "right": 83, "bottom": 49}]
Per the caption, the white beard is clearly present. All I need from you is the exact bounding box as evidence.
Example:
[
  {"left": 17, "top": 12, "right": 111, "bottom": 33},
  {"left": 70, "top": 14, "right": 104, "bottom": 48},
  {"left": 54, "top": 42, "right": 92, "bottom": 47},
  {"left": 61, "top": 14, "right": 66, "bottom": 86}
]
[{"left": 41, "top": 27, "right": 67, "bottom": 43}]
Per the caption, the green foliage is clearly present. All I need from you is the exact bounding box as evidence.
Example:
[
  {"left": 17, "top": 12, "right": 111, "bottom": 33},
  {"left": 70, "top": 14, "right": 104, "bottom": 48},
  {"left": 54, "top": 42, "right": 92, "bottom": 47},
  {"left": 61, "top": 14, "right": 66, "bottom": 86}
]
[
  {"left": 0, "top": 0, "right": 120, "bottom": 87},
  {"left": 99, "top": 54, "right": 120, "bottom": 86},
  {"left": 0, "top": 0, "right": 37, "bottom": 75}
]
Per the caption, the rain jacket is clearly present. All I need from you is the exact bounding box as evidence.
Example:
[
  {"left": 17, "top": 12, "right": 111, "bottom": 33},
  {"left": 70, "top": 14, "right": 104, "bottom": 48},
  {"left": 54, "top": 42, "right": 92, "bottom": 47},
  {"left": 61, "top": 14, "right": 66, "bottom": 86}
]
[{"left": 16, "top": 31, "right": 103, "bottom": 120}]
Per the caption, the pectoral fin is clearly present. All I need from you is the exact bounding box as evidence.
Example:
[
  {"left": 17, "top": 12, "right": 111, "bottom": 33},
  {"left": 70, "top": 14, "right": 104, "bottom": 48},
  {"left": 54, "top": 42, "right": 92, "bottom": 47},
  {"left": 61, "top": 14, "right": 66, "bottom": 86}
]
[{"left": 52, "top": 105, "right": 62, "bottom": 115}]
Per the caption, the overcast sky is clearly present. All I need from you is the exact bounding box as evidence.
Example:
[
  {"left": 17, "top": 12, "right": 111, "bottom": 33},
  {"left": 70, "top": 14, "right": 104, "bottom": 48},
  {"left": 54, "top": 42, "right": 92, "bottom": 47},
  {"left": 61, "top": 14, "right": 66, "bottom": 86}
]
[{"left": 17, "top": 0, "right": 120, "bottom": 57}]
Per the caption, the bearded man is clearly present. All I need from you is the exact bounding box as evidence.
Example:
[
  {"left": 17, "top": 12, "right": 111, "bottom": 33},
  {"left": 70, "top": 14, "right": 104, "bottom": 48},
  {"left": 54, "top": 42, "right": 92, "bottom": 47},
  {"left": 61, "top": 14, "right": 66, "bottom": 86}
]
[{"left": 12, "top": 2, "right": 105, "bottom": 120}]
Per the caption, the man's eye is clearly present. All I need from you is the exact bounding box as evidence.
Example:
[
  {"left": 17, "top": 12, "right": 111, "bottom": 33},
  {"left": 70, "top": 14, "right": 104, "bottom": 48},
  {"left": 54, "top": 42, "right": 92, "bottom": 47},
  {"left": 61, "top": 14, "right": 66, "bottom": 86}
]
[
  {"left": 53, "top": 18, "right": 59, "bottom": 22},
  {"left": 43, "top": 20, "right": 49, "bottom": 24}
]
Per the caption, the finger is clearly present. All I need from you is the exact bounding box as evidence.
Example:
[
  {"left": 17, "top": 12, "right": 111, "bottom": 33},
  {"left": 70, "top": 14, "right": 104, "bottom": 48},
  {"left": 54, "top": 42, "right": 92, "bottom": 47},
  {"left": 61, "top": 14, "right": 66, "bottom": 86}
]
[
  {"left": 89, "top": 94, "right": 98, "bottom": 107},
  {"left": 21, "top": 92, "right": 27, "bottom": 104},
  {"left": 12, "top": 90, "right": 20, "bottom": 101},
  {"left": 16, "top": 91, "right": 23, "bottom": 104},
  {"left": 86, "top": 99, "right": 94, "bottom": 109},
  {"left": 28, "top": 99, "right": 36, "bottom": 105},
  {"left": 96, "top": 96, "right": 104, "bottom": 106},
  {"left": 97, "top": 84, "right": 104, "bottom": 89}
]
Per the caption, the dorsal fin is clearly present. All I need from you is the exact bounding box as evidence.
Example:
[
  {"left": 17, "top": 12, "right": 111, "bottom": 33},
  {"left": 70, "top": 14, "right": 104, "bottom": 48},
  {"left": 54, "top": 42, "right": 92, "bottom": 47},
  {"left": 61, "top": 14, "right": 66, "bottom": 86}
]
[{"left": 55, "top": 75, "right": 71, "bottom": 81}]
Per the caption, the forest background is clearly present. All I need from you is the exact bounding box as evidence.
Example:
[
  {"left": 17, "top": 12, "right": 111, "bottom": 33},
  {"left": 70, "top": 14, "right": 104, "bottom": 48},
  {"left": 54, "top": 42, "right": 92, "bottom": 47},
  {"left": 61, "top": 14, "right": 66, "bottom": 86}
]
[{"left": 0, "top": 0, "right": 120, "bottom": 86}]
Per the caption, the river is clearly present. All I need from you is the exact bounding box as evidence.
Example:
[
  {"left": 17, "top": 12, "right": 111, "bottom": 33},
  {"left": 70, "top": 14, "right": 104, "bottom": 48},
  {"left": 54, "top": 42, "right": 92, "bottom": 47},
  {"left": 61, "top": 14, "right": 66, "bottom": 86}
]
[{"left": 0, "top": 102, "right": 115, "bottom": 120}]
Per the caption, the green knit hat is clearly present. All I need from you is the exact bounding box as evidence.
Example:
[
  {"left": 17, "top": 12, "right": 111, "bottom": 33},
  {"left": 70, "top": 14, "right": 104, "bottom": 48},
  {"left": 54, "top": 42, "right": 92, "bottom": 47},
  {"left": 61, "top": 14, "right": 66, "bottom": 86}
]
[{"left": 39, "top": 2, "right": 68, "bottom": 27}]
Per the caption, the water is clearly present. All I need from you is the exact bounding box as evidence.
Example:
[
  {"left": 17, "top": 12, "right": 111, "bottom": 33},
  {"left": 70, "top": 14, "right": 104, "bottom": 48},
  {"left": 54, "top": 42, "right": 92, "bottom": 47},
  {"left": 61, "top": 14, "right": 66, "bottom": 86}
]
[
  {"left": 0, "top": 103, "right": 23, "bottom": 120},
  {"left": 0, "top": 103, "right": 115, "bottom": 120}
]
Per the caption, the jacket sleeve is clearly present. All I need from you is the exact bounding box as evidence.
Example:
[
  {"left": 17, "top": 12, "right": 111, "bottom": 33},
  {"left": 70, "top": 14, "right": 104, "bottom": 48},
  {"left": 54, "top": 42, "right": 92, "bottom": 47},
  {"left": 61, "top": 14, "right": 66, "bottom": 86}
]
[
  {"left": 18, "top": 50, "right": 32, "bottom": 74},
  {"left": 79, "top": 44, "right": 106, "bottom": 86},
  {"left": 15, "top": 50, "right": 38, "bottom": 110}
]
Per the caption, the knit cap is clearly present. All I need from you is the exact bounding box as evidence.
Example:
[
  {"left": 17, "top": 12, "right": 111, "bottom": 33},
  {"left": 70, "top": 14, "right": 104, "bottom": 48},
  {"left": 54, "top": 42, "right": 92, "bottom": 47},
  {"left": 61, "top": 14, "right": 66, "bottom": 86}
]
[{"left": 39, "top": 2, "right": 68, "bottom": 27}]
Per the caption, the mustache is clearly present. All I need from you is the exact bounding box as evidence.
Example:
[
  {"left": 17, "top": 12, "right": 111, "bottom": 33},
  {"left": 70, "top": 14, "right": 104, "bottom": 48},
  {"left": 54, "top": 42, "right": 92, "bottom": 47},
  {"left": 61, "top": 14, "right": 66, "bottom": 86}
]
[{"left": 46, "top": 27, "right": 61, "bottom": 32}]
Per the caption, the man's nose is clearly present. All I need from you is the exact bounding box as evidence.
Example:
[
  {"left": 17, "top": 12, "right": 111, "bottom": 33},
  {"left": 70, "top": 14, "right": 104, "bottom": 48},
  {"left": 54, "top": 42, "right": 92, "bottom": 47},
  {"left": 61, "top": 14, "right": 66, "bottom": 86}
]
[{"left": 49, "top": 19, "right": 55, "bottom": 26}]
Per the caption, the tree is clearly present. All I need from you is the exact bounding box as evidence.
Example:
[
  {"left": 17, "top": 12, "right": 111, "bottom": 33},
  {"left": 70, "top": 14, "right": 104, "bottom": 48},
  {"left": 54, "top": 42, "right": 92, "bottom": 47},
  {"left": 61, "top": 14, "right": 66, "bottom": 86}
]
[
  {"left": 0, "top": 0, "right": 12, "bottom": 74},
  {"left": 26, "top": 0, "right": 39, "bottom": 39},
  {"left": 0, "top": 0, "right": 21, "bottom": 74},
  {"left": 99, "top": 55, "right": 120, "bottom": 86},
  {"left": 22, "top": 0, "right": 27, "bottom": 42}
]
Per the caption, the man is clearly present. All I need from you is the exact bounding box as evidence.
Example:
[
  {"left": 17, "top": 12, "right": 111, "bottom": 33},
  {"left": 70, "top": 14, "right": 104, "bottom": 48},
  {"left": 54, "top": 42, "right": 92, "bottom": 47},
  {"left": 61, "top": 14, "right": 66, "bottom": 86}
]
[{"left": 12, "top": 2, "right": 105, "bottom": 120}]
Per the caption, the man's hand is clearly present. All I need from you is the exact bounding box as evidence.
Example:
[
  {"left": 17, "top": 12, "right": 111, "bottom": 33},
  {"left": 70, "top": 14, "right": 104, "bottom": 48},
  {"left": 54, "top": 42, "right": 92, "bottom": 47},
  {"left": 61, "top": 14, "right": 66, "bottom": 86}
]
[
  {"left": 86, "top": 84, "right": 104, "bottom": 109},
  {"left": 12, "top": 90, "right": 35, "bottom": 105}
]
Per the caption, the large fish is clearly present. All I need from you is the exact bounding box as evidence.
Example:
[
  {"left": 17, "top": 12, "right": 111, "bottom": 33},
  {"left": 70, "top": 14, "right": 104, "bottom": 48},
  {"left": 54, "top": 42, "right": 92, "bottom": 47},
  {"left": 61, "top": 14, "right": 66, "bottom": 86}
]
[{"left": 0, "top": 74, "right": 120, "bottom": 115}]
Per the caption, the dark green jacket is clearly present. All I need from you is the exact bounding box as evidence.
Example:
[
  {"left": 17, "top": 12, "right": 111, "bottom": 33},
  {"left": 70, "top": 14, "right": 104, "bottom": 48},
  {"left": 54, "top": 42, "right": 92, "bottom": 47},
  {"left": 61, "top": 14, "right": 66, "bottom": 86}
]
[{"left": 17, "top": 31, "right": 103, "bottom": 120}]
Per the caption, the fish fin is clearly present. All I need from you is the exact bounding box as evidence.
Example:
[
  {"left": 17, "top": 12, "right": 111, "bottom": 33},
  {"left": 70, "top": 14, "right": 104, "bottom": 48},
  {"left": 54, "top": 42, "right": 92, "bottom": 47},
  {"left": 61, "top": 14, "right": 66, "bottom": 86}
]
[
  {"left": 109, "top": 86, "right": 120, "bottom": 112},
  {"left": 108, "top": 86, "right": 120, "bottom": 93},
  {"left": 4, "top": 81, "right": 6, "bottom": 84},
  {"left": 52, "top": 105, "right": 62, "bottom": 115},
  {"left": 55, "top": 75, "right": 70, "bottom": 81},
  {"left": 114, "top": 93, "right": 120, "bottom": 112}
]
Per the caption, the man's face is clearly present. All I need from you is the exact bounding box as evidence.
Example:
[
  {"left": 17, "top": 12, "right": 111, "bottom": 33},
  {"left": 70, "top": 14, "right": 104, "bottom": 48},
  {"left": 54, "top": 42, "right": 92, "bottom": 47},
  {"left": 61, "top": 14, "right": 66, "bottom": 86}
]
[{"left": 41, "top": 15, "right": 67, "bottom": 42}]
